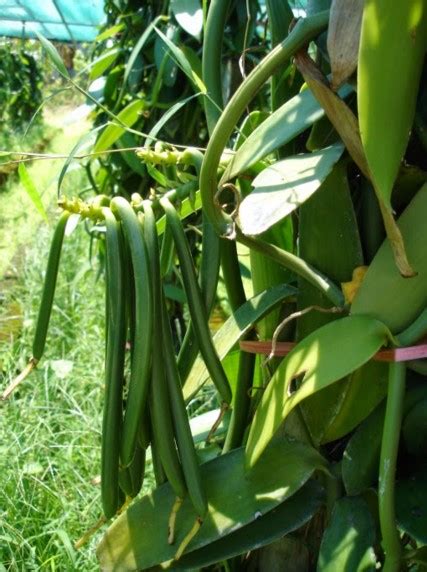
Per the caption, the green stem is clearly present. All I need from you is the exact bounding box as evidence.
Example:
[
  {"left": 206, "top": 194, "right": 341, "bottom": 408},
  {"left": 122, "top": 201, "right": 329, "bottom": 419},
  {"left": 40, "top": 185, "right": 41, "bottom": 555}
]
[
  {"left": 238, "top": 231, "right": 344, "bottom": 307},
  {"left": 202, "top": 0, "right": 256, "bottom": 451},
  {"left": 199, "top": 10, "right": 330, "bottom": 236},
  {"left": 265, "top": 0, "right": 294, "bottom": 112},
  {"left": 174, "top": 150, "right": 221, "bottom": 383},
  {"left": 221, "top": 240, "right": 256, "bottom": 452},
  {"left": 396, "top": 308, "right": 427, "bottom": 347},
  {"left": 379, "top": 362, "right": 405, "bottom": 572},
  {"left": 202, "top": 0, "right": 231, "bottom": 133},
  {"left": 220, "top": 240, "right": 247, "bottom": 312}
]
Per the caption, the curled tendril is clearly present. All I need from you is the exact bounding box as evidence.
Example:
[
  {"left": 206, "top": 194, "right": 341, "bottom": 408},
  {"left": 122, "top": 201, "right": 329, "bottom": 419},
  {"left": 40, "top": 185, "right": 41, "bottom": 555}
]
[{"left": 214, "top": 182, "right": 242, "bottom": 239}]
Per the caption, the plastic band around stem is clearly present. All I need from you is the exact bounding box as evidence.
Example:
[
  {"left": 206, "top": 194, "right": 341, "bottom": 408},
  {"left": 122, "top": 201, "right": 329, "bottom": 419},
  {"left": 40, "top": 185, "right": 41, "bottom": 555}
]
[{"left": 239, "top": 340, "right": 427, "bottom": 363}]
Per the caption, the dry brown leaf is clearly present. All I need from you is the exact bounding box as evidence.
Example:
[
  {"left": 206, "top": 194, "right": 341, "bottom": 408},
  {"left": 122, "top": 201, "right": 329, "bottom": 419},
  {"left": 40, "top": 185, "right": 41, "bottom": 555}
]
[
  {"left": 295, "top": 50, "right": 415, "bottom": 277},
  {"left": 327, "top": 0, "right": 364, "bottom": 90},
  {"left": 295, "top": 50, "right": 369, "bottom": 177}
]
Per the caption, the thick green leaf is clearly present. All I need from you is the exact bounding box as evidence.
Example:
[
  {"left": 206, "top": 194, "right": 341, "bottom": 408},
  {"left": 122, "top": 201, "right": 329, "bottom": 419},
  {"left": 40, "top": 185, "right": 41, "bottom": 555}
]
[
  {"left": 358, "top": 0, "right": 427, "bottom": 207},
  {"left": 296, "top": 161, "right": 370, "bottom": 444},
  {"left": 89, "top": 48, "right": 122, "bottom": 80},
  {"left": 396, "top": 471, "right": 427, "bottom": 544},
  {"left": 352, "top": 183, "right": 427, "bottom": 333},
  {"left": 246, "top": 316, "right": 393, "bottom": 467},
  {"left": 234, "top": 111, "right": 270, "bottom": 150},
  {"left": 94, "top": 100, "right": 144, "bottom": 153},
  {"left": 97, "top": 438, "right": 327, "bottom": 571},
  {"left": 297, "top": 161, "right": 363, "bottom": 340},
  {"left": 36, "top": 32, "right": 69, "bottom": 78},
  {"left": 183, "top": 284, "right": 296, "bottom": 401},
  {"left": 312, "top": 361, "right": 388, "bottom": 445},
  {"left": 173, "top": 480, "right": 324, "bottom": 570},
  {"left": 154, "top": 27, "right": 206, "bottom": 93},
  {"left": 18, "top": 164, "right": 47, "bottom": 221},
  {"left": 221, "top": 84, "right": 351, "bottom": 183},
  {"left": 171, "top": 0, "right": 203, "bottom": 39},
  {"left": 318, "top": 497, "right": 377, "bottom": 571},
  {"left": 239, "top": 144, "right": 344, "bottom": 235},
  {"left": 402, "top": 399, "right": 427, "bottom": 457},
  {"left": 327, "top": 0, "right": 363, "bottom": 90},
  {"left": 342, "top": 384, "right": 427, "bottom": 495},
  {"left": 342, "top": 402, "right": 385, "bottom": 495}
]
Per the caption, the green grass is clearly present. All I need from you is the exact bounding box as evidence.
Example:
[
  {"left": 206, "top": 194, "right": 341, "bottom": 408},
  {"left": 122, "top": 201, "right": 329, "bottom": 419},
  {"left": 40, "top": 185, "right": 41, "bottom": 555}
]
[
  {"left": 0, "top": 216, "right": 107, "bottom": 571},
  {"left": 0, "top": 109, "right": 112, "bottom": 570},
  {"left": 0, "top": 113, "right": 87, "bottom": 278}
]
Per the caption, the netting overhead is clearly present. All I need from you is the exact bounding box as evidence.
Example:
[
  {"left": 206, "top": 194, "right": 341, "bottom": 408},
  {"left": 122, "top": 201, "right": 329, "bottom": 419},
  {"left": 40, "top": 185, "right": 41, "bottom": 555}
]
[{"left": 0, "top": 0, "right": 106, "bottom": 42}]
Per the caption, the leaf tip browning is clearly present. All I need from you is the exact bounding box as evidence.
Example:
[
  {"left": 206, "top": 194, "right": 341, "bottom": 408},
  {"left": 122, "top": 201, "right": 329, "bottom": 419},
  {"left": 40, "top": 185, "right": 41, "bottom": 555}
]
[{"left": 379, "top": 201, "right": 417, "bottom": 278}]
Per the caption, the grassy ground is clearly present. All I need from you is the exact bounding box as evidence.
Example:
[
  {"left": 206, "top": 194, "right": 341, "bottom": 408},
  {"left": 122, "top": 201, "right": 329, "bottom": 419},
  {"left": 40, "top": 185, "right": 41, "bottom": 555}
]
[
  {"left": 0, "top": 226, "right": 106, "bottom": 570},
  {"left": 0, "top": 111, "right": 85, "bottom": 278},
  {"left": 0, "top": 111, "right": 111, "bottom": 570}
]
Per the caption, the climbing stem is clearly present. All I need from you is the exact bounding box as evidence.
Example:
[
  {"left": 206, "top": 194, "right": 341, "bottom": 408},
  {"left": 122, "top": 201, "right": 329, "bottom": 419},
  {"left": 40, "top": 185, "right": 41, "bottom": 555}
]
[
  {"left": 237, "top": 231, "right": 344, "bottom": 307},
  {"left": 199, "top": 11, "right": 330, "bottom": 236},
  {"left": 379, "top": 362, "right": 405, "bottom": 572}
]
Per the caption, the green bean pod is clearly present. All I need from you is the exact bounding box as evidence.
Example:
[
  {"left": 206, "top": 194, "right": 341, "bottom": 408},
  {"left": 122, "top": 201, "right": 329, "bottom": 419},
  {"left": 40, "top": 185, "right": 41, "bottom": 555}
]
[
  {"left": 160, "top": 197, "right": 231, "bottom": 404},
  {"left": 151, "top": 423, "right": 167, "bottom": 487},
  {"left": 119, "top": 445, "right": 146, "bottom": 498},
  {"left": 110, "top": 197, "right": 153, "bottom": 468},
  {"left": 118, "top": 466, "right": 132, "bottom": 498},
  {"left": 141, "top": 203, "right": 186, "bottom": 500},
  {"left": 159, "top": 222, "right": 175, "bottom": 278},
  {"left": 161, "top": 292, "right": 207, "bottom": 517},
  {"left": 121, "top": 229, "right": 151, "bottom": 452},
  {"left": 176, "top": 149, "right": 221, "bottom": 384},
  {"left": 129, "top": 445, "right": 146, "bottom": 497},
  {"left": 101, "top": 207, "right": 127, "bottom": 519},
  {"left": 32, "top": 211, "right": 71, "bottom": 361},
  {"left": 137, "top": 413, "right": 151, "bottom": 450},
  {"left": 177, "top": 219, "right": 220, "bottom": 384},
  {"left": 122, "top": 227, "right": 150, "bottom": 453}
]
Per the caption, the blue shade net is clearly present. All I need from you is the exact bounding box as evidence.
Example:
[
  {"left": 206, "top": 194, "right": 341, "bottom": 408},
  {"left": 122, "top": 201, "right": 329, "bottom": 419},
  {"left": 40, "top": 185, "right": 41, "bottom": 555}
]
[{"left": 0, "top": 0, "right": 106, "bottom": 42}]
